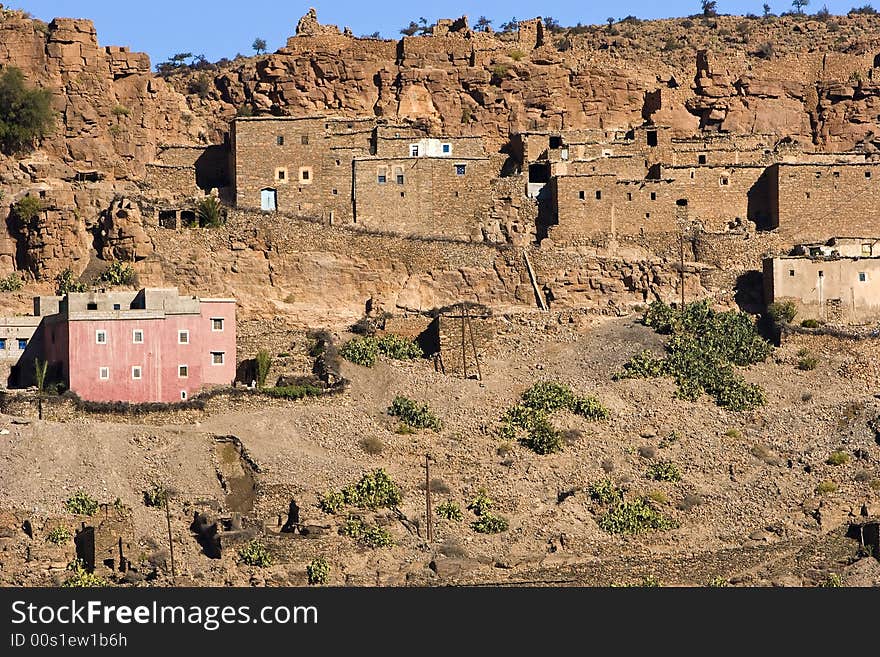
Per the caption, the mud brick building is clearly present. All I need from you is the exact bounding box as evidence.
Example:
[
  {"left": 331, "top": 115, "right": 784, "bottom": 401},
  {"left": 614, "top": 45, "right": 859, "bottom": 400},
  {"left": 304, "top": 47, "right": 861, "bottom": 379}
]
[
  {"left": 765, "top": 239, "right": 880, "bottom": 323},
  {"left": 35, "top": 288, "right": 236, "bottom": 403}
]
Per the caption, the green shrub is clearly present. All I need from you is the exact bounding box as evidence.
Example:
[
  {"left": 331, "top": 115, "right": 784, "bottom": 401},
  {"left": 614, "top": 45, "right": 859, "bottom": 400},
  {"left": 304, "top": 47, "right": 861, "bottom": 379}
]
[
  {"left": 306, "top": 556, "right": 330, "bottom": 585},
  {"left": 521, "top": 381, "right": 575, "bottom": 412},
  {"left": 45, "top": 526, "right": 71, "bottom": 544},
  {"left": 587, "top": 478, "right": 623, "bottom": 505},
  {"left": 436, "top": 501, "right": 463, "bottom": 521},
  {"left": 143, "top": 484, "right": 168, "bottom": 507},
  {"left": 340, "top": 333, "right": 422, "bottom": 367},
  {"left": 62, "top": 559, "right": 108, "bottom": 587},
  {"left": 501, "top": 382, "right": 606, "bottom": 455},
  {"left": 816, "top": 480, "right": 838, "bottom": 495},
  {"left": 707, "top": 576, "right": 729, "bottom": 587},
  {"left": 388, "top": 396, "right": 442, "bottom": 431},
  {"left": 98, "top": 260, "right": 136, "bottom": 286},
  {"left": 617, "top": 300, "right": 771, "bottom": 411},
  {"left": 797, "top": 348, "right": 818, "bottom": 371},
  {"left": 263, "top": 384, "right": 323, "bottom": 399},
  {"left": 612, "top": 349, "right": 666, "bottom": 379},
  {"left": 12, "top": 195, "right": 45, "bottom": 224},
  {"left": 238, "top": 540, "right": 272, "bottom": 567},
  {"left": 64, "top": 491, "right": 98, "bottom": 516},
  {"left": 255, "top": 349, "right": 272, "bottom": 388},
  {"left": 318, "top": 490, "right": 346, "bottom": 514},
  {"left": 466, "top": 489, "right": 494, "bottom": 516},
  {"left": 195, "top": 196, "right": 226, "bottom": 227},
  {"left": 341, "top": 469, "right": 403, "bottom": 509},
  {"left": 471, "top": 512, "right": 508, "bottom": 534},
  {"left": 376, "top": 334, "right": 422, "bottom": 360},
  {"left": 520, "top": 417, "right": 563, "bottom": 455},
  {"left": 821, "top": 573, "right": 843, "bottom": 587},
  {"left": 647, "top": 490, "right": 668, "bottom": 505},
  {"left": 509, "top": 49, "right": 525, "bottom": 61},
  {"left": 491, "top": 63, "right": 509, "bottom": 80},
  {"left": 340, "top": 336, "right": 379, "bottom": 366},
  {"left": 800, "top": 318, "right": 821, "bottom": 328},
  {"left": 570, "top": 395, "right": 609, "bottom": 420},
  {"left": 111, "top": 104, "right": 130, "bottom": 117},
  {"left": 0, "top": 272, "right": 22, "bottom": 293},
  {"left": 55, "top": 268, "right": 88, "bottom": 295},
  {"left": 0, "top": 67, "right": 54, "bottom": 154},
  {"left": 646, "top": 461, "right": 683, "bottom": 482},
  {"left": 597, "top": 498, "right": 676, "bottom": 534},
  {"left": 340, "top": 518, "right": 394, "bottom": 547},
  {"left": 767, "top": 300, "right": 797, "bottom": 324},
  {"left": 826, "top": 450, "right": 850, "bottom": 466}
]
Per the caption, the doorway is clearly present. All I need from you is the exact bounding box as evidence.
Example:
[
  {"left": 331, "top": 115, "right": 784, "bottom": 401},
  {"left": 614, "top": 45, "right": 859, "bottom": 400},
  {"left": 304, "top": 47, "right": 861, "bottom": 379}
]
[{"left": 260, "top": 188, "right": 277, "bottom": 211}]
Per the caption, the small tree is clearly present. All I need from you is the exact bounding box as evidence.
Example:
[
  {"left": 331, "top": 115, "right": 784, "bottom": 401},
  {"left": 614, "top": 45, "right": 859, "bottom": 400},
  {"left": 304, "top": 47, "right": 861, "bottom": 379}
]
[
  {"left": 252, "top": 38, "right": 267, "bottom": 55},
  {"left": 195, "top": 196, "right": 225, "bottom": 227},
  {"left": 763, "top": 3, "right": 773, "bottom": 16},
  {"left": 34, "top": 358, "right": 47, "bottom": 420},
  {"left": 255, "top": 349, "right": 271, "bottom": 388},
  {"left": 0, "top": 67, "right": 54, "bottom": 155},
  {"left": 702, "top": 0, "right": 718, "bottom": 16},
  {"left": 499, "top": 17, "right": 518, "bottom": 32},
  {"left": 607, "top": 17, "right": 616, "bottom": 30},
  {"left": 792, "top": 0, "right": 809, "bottom": 13},
  {"left": 400, "top": 21, "right": 420, "bottom": 36},
  {"left": 475, "top": 16, "right": 492, "bottom": 31}
]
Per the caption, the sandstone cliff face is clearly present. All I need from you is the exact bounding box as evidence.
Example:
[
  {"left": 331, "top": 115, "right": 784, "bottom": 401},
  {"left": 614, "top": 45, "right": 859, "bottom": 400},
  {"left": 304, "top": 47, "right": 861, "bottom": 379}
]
[
  {"left": 174, "top": 11, "right": 880, "bottom": 152},
  {"left": 7, "top": 9, "right": 880, "bottom": 319},
  {"left": 0, "top": 14, "right": 190, "bottom": 178}
]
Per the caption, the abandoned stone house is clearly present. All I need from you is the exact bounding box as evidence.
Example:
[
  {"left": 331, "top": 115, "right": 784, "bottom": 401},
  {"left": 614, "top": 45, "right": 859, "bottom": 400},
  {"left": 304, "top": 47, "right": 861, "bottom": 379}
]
[{"left": 764, "top": 239, "right": 880, "bottom": 323}]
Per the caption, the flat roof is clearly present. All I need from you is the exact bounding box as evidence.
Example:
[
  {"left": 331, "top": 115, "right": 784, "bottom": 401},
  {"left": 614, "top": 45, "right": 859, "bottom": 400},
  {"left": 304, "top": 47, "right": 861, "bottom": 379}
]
[{"left": 355, "top": 156, "right": 489, "bottom": 162}]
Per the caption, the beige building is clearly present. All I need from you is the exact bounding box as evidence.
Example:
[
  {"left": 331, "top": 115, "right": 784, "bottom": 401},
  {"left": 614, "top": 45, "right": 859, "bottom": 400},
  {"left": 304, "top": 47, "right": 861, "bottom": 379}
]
[{"left": 764, "top": 249, "right": 880, "bottom": 323}]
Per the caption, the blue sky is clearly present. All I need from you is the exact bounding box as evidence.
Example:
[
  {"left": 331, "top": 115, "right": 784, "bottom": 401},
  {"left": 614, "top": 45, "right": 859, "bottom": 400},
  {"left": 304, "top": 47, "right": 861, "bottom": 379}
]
[{"left": 20, "top": 1, "right": 870, "bottom": 67}]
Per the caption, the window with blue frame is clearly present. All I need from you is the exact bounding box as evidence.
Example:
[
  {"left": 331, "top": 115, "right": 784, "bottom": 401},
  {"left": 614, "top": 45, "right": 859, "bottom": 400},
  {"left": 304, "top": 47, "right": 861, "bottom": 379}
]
[
  {"left": 455, "top": 164, "right": 466, "bottom": 176},
  {"left": 18, "top": 338, "right": 27, "bottom": 350},
  {"left": 0, "top": 338, "right": 6, "bottom": 349}
]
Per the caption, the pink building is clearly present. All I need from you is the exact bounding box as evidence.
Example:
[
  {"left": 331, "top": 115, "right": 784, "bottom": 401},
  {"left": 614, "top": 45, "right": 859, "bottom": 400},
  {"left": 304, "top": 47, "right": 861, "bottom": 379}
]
[{"left": 37, "top": 288, "right": 236, "bottom": 403}]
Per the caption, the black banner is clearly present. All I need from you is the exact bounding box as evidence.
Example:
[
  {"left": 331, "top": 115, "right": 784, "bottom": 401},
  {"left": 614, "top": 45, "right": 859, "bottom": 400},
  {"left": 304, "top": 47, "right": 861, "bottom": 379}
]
[{"left": 0, "top": 585, "right": 871, "bottom": 652}]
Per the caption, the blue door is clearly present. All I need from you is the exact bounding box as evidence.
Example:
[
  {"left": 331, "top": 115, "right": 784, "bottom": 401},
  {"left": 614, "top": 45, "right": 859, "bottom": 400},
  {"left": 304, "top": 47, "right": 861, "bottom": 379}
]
[{"left": 260, "top": 188, "right": 277, "bottom": 211}]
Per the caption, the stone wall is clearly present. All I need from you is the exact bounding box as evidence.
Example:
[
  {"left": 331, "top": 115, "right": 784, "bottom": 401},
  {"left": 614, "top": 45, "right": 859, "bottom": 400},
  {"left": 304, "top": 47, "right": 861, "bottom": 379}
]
[
  {"left": 352, "top": 157, "right": 494, "bottom": 240},
  {"left": 774, "top": 162, "right": 880, "bottom": 242}
]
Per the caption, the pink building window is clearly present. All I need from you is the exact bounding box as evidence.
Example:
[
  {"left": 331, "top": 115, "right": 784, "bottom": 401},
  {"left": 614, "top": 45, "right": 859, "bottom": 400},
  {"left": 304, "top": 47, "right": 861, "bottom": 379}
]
[
  {"left": 132, "top": 366, "right": 142, "bottom": 380},
  {"left": 211, "top": 352, "right": 225, "bottom": 365},
  {"left": 132, "top": 329, "right": 144, "bottom": 344},
  {"left": 211, "top": 318, "right": 224, "bottom": 331},
  {"left": 178, "top": 330, "right": 189, "bottom": 344},
  {"left": 99, "top": 367, "right": 109, "bottom": 380},
  {"left": 96, "top": 330, "right": 107, "bottom": 344},
  {"left": 181, "top": 391, "right": 187, "bottom": 400},
  {"left": 178, "top": 365, "right": 188, "bottom": 378}
]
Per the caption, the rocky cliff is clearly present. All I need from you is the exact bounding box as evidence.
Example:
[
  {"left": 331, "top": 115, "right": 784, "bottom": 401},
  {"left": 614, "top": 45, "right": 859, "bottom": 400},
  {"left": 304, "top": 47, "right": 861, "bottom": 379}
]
[{"left": 4, "top": 8, "right": 880, "bottom": 322}]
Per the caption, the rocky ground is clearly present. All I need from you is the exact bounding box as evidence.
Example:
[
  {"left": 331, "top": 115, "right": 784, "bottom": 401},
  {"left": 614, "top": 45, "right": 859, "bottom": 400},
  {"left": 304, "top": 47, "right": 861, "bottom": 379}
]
[{"left": 1, "top": 311, "right": 878, "bottom": 587}]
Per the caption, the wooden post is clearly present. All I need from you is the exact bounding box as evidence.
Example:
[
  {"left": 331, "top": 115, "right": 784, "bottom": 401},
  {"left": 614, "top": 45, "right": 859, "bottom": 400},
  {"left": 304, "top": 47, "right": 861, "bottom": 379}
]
[
  {"left": 465, "top": 306, "right": 482, "bottom": 381},
  {"left": 460, "top": 307, "right": 469, "bottom": 379},
  {"left": 164, "top": 494, "right": 176, "bottom": 584},
  {"left": 679, "top": 228, "right": 686, "bottom": 309},
  {"left": 425, "top": 454, "right": 433, "bottom": 543}
]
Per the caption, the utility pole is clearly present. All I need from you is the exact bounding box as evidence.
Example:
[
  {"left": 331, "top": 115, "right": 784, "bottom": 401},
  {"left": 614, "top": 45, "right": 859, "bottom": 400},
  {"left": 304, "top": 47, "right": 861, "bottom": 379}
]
[
  {"left": 425, "top": 454, "right": 433, "bottom": 543},
  {"left": 679, "top": 227, "right": 686, "bottom": 309},
  {"left": 164, "top": 494, "right": 176, "bottom": 585}
]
